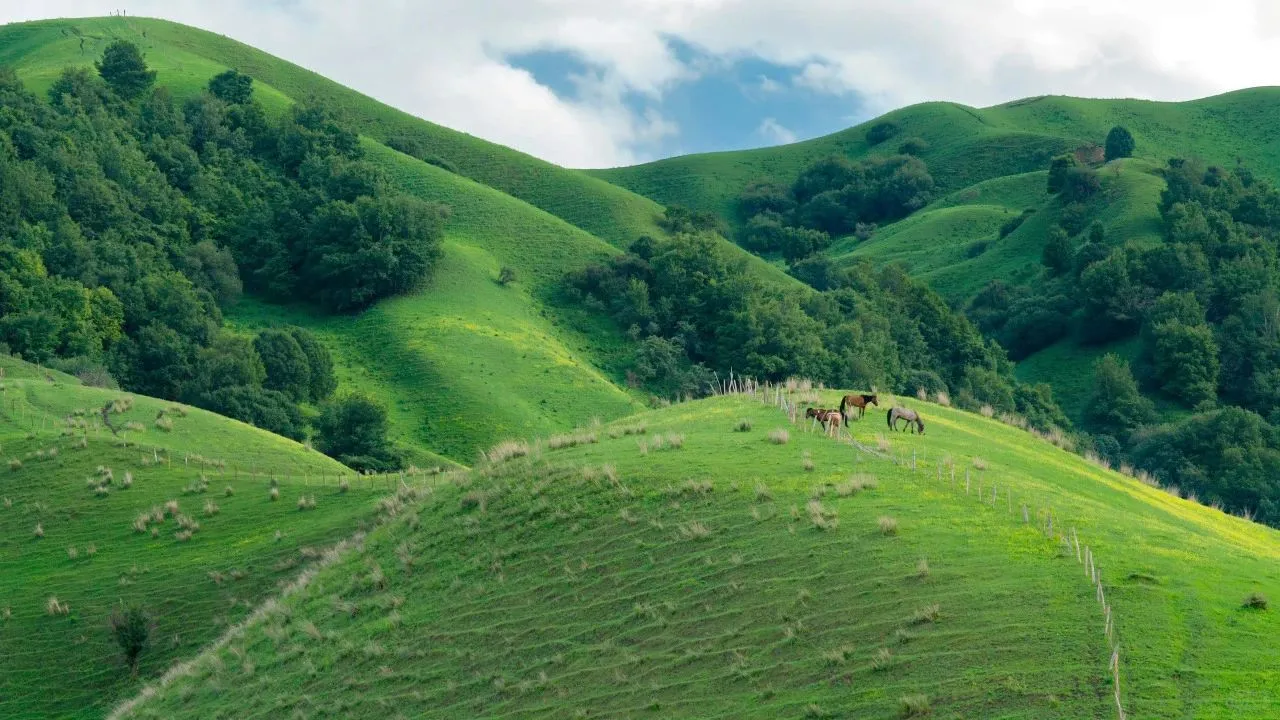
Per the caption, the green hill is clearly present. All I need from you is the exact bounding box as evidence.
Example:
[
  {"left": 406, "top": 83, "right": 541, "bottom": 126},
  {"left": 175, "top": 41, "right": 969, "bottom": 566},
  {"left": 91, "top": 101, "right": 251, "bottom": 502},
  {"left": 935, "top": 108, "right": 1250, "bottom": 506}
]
[
  {"left": 0, "top": 15, "right": 807, "bottom": 465},
  {"left": 110, "top": 391, "right": 1280, "bottom": 719},
  {"left": 0, "top": 355, "right": 404, "bottom": 719}
]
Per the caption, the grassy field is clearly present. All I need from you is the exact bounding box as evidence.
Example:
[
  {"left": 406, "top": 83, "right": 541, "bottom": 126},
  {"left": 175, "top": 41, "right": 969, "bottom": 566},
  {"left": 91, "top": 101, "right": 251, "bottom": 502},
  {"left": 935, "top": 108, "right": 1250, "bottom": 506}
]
[
  {"left": 112, "top": 390, "right": 1280, "bottom": 719},
  {"left": 0, "top": 356, "right": 402, "bottom": 719}
]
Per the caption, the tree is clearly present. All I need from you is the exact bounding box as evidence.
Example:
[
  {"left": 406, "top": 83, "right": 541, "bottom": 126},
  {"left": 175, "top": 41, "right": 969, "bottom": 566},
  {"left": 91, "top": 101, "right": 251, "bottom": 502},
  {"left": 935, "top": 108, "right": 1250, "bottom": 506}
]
[
  {"left": 1105, "top": 126, "right": 1136, "bottom": 161},
  {"left": 109, "top": 603, "right": 155, "bottom": 675},
  {"left": 288, "top": 327, "right": 336, "bottom": 402},
  {"left": 1150, "top": 321, "right": 1220, "bottom": 406},
  {"left": 253, "top": 329, "right": 311, "bottom": 402},
  {"left": 1047, "top": 154, "right": 1078, "bottom": 194},
  {"left": 1083, "top": 353, "right": 1156, "bottom": 436},
  {"left": 207, "top": 69, "right": 253, "bottom": 105},
  {"left": 1042, "top": 226, "right": 1072, "bottom": 275},
  {"left": 1061, "top": 166, "right": 1101, "bottom": 202},
  {"left": 95, "top": 40, "right": 156, "bottom": 99},
  {"left": 315, "top": 393, "right": 401, "bottom": 471},
  {"left": 865, "top": 121, "right": 900, "bottom": 146}
]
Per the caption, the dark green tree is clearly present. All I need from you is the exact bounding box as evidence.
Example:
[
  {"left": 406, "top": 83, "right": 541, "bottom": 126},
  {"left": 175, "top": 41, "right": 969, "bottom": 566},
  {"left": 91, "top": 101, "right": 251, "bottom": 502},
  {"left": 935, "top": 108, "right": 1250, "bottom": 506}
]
[
  {"left": 1042, "top": 226, "right": 1072, "bottom": 275},
  {"left": 95, "top": 40, "right": 156, "bottom": 99},
  {"left": 1150, "top": 321, "right": 1219, "bottom": 406},
  {"left": 253, "top": 329, "right": 311, "bottom": 402},
  {"left": 315, "top": 393, "right": 401, "bottom": 471},
  {"left": 1083, "top": 353, "right": 1156, "bottom": 436},
  {"left": 1105, "top": 126, "right": 1136, "bottom": 161},
  {"left": 1047, "top": 154, "right": 1078, "bottom": 194},
  {"left": 109, "top": 603, "right": 155, "bottom": 675},
  {"left": 287, "top": 327, "right": 336, "bottom": 402},
  {"left": 207, "top": 69, "right": 253, "bottom": 104}
]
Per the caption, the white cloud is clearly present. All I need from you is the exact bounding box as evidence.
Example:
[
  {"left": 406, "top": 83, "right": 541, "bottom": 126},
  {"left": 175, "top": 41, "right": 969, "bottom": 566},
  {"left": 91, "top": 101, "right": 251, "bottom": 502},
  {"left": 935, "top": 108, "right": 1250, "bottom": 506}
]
[
  {"left": 756, "top": 117, "right": 797, "bottom": 145},
  {"left": 7, "top": 1, "right": 1280, "bottom": 166}
]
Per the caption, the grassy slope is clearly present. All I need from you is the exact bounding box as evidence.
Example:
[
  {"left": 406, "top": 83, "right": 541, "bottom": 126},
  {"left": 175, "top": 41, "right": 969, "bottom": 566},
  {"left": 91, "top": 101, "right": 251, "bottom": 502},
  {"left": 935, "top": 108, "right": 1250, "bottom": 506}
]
[
  {"left": 0, "top": 356, "right": 393, "bottom": 720},
  {"left": 0, "top": 16, "right": 802, "bottom": 462},
  {"left": 116, "top": 392, "right": 1279, "bottom": 719}
]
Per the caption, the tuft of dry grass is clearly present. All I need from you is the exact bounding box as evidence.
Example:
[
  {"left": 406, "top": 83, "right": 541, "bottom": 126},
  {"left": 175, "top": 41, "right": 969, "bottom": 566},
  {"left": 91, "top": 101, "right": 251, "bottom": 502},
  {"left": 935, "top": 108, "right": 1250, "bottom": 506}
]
[
  {"left": 878, "top": 516, "right": 899, "bottom": 536},
  {"left": 121, "top": 471, "right": 133, "bottom": 489},
  {"left": 296, "top": 495, "right": 317, "bottom": 511},
  {"left": 164, "top": 500, "right": 180, "bottom": 516},
  {"left": 916, "top": 558, "right": 930, "bottom": 578},
  {"left": 934, "top": 391, "right": 950, "bottom": 407},
  {"left": 66, "top": 546, "right": 78, "bottom": 560},
  {"left": 871, "top": 647, "right": 894, "bottom": 671},
  {"left": 802, "top": 456, "right": 815, "bottom": 472},
  {"left": 875, "top": 433, "right": 891, "bottom": 452},
  {"left": 915, "top": 387, "right": 927, "bottom": 401},
  {"left": 767, "top": 429, "right": 790, "bottom": 445},
  {"left": 203, "top": 500, "right": 220, "bottom": 517},
  {"left": 460, "top": 490, "right": 487, "bottom": 512},
  {"left": 807, "top": 500, "right": 838, "bottom": 531},
  {"left": 678, "top": 520, "right": 711, "bottom": 540},
  {"left": 664, "top": 433, "right": 685, "bottom": 449},
  {"left": 979, "top": 404, "right": 994, "bottom": 418},
  {"left": 9, "top": 458, "right": 22, "bottom": 472},
  {"left": 338, "top": 478, "right": 349, "bottom": 493},
  {"left": 33, "top": 522, "right": 44, "bottom": 539},
  {"left": 155, "top": 416, "right": 173, "bottom": 432},
  {"left": 132, "top": 512, "right": 149, "bottom": 533},
  {"left": 85, "top": 543, "right": 96, "bottom": 557},
  {"left": 837, "top": 474, "right": 876, "bottom": 496},
  {"left": 1243, "top": 592, "right": 1269, "bottom": 610},
  {"left": 972, "top": 457, "right": 989, "bottom": 471},
  {"left": 754, "top": 482, "right": 773, "bottom": 502},
  {"left": 822, "top": 645, "right": 853, "bottom": 666},
  {"left": 2, "top": 497, "right": 10, "bottom": 509},
  {"left": 484, "top": 439, "right": 530, "bottom": 464},
  {"left": 899, "top": 694, "right": 931, "bottom": 717},
  {"left": 548, "top": 431, "right": 599, "bottom": 450},
  {"left": 910, "top": 603, "right": 940, "bottom": 625},
  {"left": 269, "top": 487, "right": 280, "bottom": 502},
  {"left": 45, "top": 596, "right": 69, "bottom": 616},
  {"left": 733, "top": 418, "right": 753, "bottom": 432}
]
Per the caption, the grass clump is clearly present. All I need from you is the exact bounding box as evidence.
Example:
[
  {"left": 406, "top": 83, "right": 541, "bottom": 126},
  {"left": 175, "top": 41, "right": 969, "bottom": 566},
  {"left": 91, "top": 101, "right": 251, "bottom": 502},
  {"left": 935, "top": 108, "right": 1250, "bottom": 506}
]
[
  {"left": 485, "top": 440, "right": 530, "bottom": 464},
  {"left": 878, "top": 516, "right": 899, "bottom": 536},
  {"left": 807, "top": 500, "right": 838, "bottom": 531},
  {"left": 837, "top": 474, "right": 876, "bottom": 496},
  {"left": 871, "top": 647, "right": 894, "bottom": 672},
  {"left": 910, "top": 603, "right": 941, "bottom": 625},
  {"left": 767, "top": 429, "right": 790, "bottom": 445},
  {"left": 1243, "top": 592, "right": 1269, "bottom": 610},
  {"left": 753, "top": 481, "right": 772, "bottom": 502},
  {"left": 899, "top": 694, "right": 932, "bottom": 717},
  {"left": 733, "top": 418, "right": 752, "bottom": 432}
]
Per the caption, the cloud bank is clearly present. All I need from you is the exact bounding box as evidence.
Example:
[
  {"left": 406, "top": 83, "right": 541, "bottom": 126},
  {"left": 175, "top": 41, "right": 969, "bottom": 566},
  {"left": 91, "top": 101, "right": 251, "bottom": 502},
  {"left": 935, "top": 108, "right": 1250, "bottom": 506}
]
[{"left": 4, "top": 1, "right": 1279, "bottom": 167}]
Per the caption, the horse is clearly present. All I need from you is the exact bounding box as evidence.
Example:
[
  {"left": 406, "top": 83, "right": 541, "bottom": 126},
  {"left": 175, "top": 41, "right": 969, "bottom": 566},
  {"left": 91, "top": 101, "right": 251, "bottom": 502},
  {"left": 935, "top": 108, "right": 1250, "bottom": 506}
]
[
  {"left": 821, "top": 410, "right": 843, "bottom": 437},
  {"left": 839, "top": 393, "right": 879, "bottom": 422},
  {"left": 806, "top": 407, "right": 839, "bottom": 432},
  {"left": 887, "top": 406, "right": 925, "bottom": 435}
]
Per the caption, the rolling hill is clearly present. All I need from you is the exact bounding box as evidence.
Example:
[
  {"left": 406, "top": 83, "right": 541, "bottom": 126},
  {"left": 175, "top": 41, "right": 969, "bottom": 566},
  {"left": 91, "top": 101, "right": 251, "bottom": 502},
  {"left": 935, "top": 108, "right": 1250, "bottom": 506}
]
[
  {"left": 0, "top": 355, "right": 410, "bottom": 720},
  {"left": 108, "top": 389, "right": 1280, "bottom": 719},
  {"left": 0, "top": 15, "right": 804, "bottom": 466},
  {"left": 590, "top": 89, "right": 1280, "bottom": 421}
]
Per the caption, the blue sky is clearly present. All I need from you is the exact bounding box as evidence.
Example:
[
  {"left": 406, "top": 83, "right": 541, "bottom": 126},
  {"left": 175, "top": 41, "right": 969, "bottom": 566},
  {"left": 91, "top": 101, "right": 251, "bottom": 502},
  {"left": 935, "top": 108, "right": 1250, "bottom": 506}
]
[{"left": 508, "top": 39, "right": 869, "bottom": 160}]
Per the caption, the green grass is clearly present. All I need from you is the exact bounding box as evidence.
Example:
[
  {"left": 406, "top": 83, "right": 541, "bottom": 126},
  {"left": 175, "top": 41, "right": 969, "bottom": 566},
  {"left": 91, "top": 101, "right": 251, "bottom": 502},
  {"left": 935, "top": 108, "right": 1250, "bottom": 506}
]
[
  {"left": 0, "top": 357, "right": 395, "bottom": 720},
  {"left": 112, "top": 391, "right": 1280, "bottom": 719}
]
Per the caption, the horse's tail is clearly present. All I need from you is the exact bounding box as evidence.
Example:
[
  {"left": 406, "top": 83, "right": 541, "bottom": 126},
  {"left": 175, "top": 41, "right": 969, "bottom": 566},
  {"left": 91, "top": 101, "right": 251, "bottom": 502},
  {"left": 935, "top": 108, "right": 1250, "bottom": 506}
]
[
  {"left": 839, "top": 395, "right": 848, "bottom": 415},
  {"left": 886, "top": 408, "right": 893, "bottom": 429}
]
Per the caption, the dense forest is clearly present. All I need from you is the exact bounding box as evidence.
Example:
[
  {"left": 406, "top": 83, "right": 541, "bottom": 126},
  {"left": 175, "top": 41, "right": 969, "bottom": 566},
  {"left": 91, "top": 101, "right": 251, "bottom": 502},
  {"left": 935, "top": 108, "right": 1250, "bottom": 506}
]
[
  {"left": 969, "top": 147, "right": 1280, "bottom": 525},
  {"left": 0, "top": 40, "right": 437, "bottom": 469}
]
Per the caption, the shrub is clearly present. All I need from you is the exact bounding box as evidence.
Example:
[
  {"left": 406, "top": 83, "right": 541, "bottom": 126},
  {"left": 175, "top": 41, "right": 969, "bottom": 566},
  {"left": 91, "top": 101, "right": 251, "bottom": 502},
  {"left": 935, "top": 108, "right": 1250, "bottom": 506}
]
[
  {"left": 878, "top": 516, "right": 899, "bottom": 536},
  {"left": 768, "top": 429, "right": 790, "bottom": 445},
  {"left": 865, "top": 121, "right": 900, "bottom": 145},
  {"left": 1105, "top": 125, "right": 1135, "bottom": 161},
  {"left": 109, "top": 603, "right": 155, "bottom": 674},
  {"left": 897, "top": 136, "right": 929, "bottom": 156},
  {"left": 497, "top": 266, "right": 517, "bottom": 286},
  {"left": 1243, "top": 592, "right": 1269, "bottom": 610},
  {"left": 733, "top": 419, "right": 752, "bottom": 432}
]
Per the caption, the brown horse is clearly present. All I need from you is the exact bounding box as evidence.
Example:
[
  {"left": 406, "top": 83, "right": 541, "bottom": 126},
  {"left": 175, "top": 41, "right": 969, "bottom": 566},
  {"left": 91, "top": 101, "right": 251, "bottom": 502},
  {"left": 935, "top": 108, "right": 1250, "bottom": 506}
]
[
  {"left": 887, "top": 406, "right": 925, "bottom": 434},
  {"left": 839, "top": 393, "right": 879, "bottom": 422},
  {"left": 821, "top": 410, "right": 843, "bottom": 437},
  {"left": 806, "top": 407, "right": 839, "bottom": 431}
]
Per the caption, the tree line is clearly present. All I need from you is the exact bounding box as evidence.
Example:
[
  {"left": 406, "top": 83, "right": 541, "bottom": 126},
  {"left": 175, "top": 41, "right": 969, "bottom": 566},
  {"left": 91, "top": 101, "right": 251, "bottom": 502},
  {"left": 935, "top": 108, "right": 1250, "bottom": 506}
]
[
  {"left": 0, "top": 40, "right": 429, "bottom": 470},
  {"left": 971, "top": 127, "right": 1280, "bottom": 525}
]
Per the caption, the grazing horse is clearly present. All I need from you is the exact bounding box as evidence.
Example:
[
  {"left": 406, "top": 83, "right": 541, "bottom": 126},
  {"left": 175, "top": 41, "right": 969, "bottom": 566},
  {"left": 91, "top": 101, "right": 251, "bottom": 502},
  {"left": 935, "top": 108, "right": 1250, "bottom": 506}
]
[
  {"left": 806, "top": 407, "right": 839, "bottom": 432},
  {"left": 887, "top": 406, "right": 925, "bottom": 434},
  {"left": 821, "top": 410, "right": 843, "bottom": 437},
  {"left": 839, "top": 393, "right": 879, "bottom": 422}
]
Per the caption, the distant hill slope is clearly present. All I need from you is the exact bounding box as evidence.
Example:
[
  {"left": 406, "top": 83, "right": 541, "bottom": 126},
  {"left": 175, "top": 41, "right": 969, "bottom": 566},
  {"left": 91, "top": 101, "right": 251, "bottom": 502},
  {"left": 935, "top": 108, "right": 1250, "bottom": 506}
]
[
  {"left": 0, "top": 355, "right": 394, "bottom": 720},
  {"left": 113, "top": 392, "right": 1280, "bottom": 719},
  {"left": 588, "top": 89, "right": 1280, "bottom": 227}
]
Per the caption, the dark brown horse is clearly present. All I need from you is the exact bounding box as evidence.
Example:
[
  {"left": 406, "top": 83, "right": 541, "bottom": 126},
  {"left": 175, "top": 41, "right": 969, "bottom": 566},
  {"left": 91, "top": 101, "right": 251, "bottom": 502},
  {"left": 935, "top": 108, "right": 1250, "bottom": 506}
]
[
  {"left": 887, "top": 406, "right": 925, "bottom": 434},
  {"left": 839, "top": 393, "right": 879, "bottom": 421}
]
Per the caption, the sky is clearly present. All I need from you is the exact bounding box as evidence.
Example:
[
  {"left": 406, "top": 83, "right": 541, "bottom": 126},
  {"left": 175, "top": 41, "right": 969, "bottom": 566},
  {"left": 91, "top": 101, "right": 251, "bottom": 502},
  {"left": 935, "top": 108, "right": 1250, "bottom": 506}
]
[{"left": 4, "top": 1, "right": 1280, "bottom": 168}]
